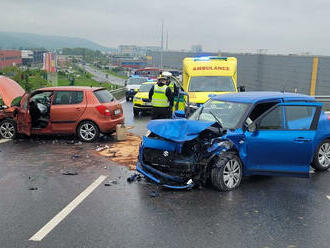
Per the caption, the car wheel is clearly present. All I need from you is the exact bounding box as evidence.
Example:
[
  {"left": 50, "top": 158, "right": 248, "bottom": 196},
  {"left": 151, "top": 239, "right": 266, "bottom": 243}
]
[
  {"left": 312, "top": 139, "right": 330, "bottom": 171},
  {"left": 133, "top": 109, "right": 139, "bottom": 117},
  {"left": 211, "top": 152, "right": 243, "bottom": 191},
  {"left": 0, "top": 119, "right": 17, "bottom": 139},
  {"left": 77, "top": 121, "right": 100, "bottom": 142},
  {"left": 126, "top": 96, "right": 129, "bottom": 101}
]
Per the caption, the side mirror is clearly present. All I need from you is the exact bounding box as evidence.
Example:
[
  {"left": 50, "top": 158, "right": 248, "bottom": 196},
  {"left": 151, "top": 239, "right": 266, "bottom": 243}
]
[
  {"left": 173, "top": 110, "right": 186, "bottom": 119},
  {"left": 248, "top": 122, "right": 257, "bottom": 132},
  {"left": 238, "top": 85, "right": 246, "bottom": 92}
]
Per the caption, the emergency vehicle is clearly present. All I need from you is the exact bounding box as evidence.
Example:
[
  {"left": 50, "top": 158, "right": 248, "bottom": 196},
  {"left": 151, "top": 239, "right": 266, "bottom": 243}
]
[{"left": 182, "top": 56, "right": 238, "bottom": 109}]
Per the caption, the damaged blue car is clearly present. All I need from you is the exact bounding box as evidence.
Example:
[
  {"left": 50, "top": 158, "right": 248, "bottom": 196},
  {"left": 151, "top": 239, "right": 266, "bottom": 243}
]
[{"left": 137, "top": 92, "right": 330, "bottom": 191}]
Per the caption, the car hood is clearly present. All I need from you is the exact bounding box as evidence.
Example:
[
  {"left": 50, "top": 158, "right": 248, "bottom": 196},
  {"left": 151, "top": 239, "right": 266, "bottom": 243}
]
[
  {"left": 0, "top": 76, "right": 25, "bottom": 106},
  {"left": 147, "top": 119, "right": 215, "bottom": 142}
]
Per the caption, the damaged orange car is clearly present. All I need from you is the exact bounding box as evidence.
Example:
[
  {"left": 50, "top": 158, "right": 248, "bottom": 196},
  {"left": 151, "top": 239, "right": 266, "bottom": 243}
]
[{"left": 0, "top": 76, "right": 124, "bottom": 142}]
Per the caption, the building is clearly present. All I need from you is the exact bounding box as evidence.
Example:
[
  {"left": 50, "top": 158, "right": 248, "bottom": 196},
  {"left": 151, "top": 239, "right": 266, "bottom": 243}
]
[
  {"left": 191, "top": 45, "right": 202, "bottom": 53},
  {"left": 0, "top": 50, "right": 22, "bottom": 70},
  {"left": 21, "top": 50, "right": 34, "bottom": 66}
]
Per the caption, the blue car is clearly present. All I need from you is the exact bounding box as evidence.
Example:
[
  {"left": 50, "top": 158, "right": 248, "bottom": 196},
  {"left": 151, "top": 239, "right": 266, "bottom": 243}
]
[{"left": 137, "top": 92, "right": 330, "bottom": 191}]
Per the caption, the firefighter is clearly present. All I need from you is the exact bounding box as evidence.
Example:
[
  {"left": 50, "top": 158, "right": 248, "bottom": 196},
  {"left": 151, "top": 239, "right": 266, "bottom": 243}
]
[{"left": 149, "top": 76, "right": 173, "bottom": 119}]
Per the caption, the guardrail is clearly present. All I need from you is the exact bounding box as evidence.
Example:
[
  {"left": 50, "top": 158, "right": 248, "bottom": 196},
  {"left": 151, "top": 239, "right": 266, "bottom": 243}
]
[{"left": 110, "top": 87, "right": 126, "bottom": 100}]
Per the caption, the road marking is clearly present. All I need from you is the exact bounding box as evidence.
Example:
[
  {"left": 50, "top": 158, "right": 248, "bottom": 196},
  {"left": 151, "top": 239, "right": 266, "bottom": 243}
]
[
  {"left": 29, "top": 175, "right": 107, "bottom": 242},
  {"left": 327, "top": 195, "right": 330, "bottom": 200},
  {"left": 120, "top": 99, "right": 126, "bottom": 104},
  {"left": 0, "top": 139, "right": 10, "bottom": 144}
]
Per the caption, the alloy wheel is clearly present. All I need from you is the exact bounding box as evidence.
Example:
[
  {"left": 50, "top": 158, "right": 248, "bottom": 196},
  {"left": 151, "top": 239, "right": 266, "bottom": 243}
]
[
  {"left": 79, "top": 123, "right": 96, "bottom": 141},
  {"left": 223, "top": 159, "right": 241, "bottom": 189},
  {"left": 0, "top": 121, "right": 15, "bottom": 139},
  {"left": 318, "top": 142, "right": 330, "bottom": 168}
]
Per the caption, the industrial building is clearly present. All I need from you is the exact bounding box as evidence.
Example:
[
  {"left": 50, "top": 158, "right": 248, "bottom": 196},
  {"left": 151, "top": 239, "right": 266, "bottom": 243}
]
[{"left": 0, "top": 50, "right": 22, "bottom": 70}]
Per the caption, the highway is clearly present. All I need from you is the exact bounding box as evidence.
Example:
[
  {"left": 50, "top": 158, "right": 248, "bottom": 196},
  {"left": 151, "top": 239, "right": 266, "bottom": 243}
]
[{"left": 1, "top": 68, "right": 330, "bottom": 248}]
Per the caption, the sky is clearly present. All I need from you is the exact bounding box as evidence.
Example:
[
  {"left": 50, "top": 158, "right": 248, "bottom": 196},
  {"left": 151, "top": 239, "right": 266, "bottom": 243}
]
[{"left": 1, "top": 0, "right": 330, "bottom": 55}]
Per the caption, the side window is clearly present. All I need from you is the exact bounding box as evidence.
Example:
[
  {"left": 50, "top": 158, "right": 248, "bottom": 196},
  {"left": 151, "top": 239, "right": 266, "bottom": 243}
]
[
  {"left": 258, "top": 106, "right": 283, "bottom": 130},
  {"left": 53, "top": 91, "right": 83, "bottom": 105},
  {"left": 285, "top": 106, "right": 316, "bottom": 130}
]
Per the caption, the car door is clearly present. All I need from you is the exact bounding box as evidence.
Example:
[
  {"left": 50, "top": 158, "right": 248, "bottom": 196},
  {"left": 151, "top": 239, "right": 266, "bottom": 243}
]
[
  {"left": 245, "top": 102, "right": 321, "bottom": 177},
  {"left": 50, "top": 91, "right": 87, "bottom": 133},
  {"left": 16, "top": 93, "right": 31, "bottom": 136}
]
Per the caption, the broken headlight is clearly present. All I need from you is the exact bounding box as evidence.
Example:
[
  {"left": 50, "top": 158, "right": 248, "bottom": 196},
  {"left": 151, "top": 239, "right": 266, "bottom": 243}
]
[{"left": 218, "top": 140, "right": 232, "bottom": 149}]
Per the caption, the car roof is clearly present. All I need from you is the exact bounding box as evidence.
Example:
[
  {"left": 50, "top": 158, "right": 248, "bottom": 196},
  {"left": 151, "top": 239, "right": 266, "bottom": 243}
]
[
  {"left": 37, "top": 86, "right": 104, "bottom": 92},
  {"left": 141, "top": 81, "right": 155, "bottom": 85},
  {"left": 211, "top": 91, "right": 315, "bottom": 103}
]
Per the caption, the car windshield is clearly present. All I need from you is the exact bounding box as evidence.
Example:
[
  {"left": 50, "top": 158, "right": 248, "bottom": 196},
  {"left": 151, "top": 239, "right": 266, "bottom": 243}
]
[
  {"left": 188, "top": 76, "right": 235, "bottom": 92},
  {"left": 139, "top": 84, "right": 154, "bottom": 92},
  {"left": 127, "top": 77, "right": 148, "bottom": 85},
  {"left": 189, "top": 100, "right": 249, "bottom": 129}
]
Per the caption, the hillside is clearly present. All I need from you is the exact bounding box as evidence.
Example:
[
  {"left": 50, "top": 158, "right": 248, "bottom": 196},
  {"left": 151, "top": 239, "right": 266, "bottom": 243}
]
[{"left": 0, "top": 31, "right": 112, "bottom": 51}]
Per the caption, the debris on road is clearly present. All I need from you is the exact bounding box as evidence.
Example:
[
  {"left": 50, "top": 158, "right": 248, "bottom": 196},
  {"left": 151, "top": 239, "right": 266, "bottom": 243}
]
[
  {"left": 62, "top": 170, "right": 78, "bottom": 176},
  {"left": 150, "top": 191, "right": 160, "bottom": 198},
  {"left": 98, "top": 133, "right": 141, "bottom": 170},
  {"left": 28, "top": 187, "right": 38, "bottom": 190},
  {"left": 96, "top": 145, "right": 109, "bottom": 152},
  {"left": 71, "top": 154, "right": 80, "bottom": 159},
  {"left": 127, "top": 173, "right": 142, "bottom": 183},
  {"left": 104, "top": 180, "right": 118, "bottom": 186}
]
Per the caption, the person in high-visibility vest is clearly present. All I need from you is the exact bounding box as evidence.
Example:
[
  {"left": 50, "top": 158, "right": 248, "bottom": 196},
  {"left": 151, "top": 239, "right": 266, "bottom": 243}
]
[{"left": 149, "top": 76, "right": 173, "bottom": 119}]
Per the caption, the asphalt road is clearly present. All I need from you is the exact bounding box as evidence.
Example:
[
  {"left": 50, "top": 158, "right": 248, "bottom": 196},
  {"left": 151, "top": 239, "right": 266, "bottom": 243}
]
[
  {"left": 81, "top": 64, "right": 126, "bottom": 86},
  {"left": 1, "top": 100, "right": 330, "bottom": 248}
]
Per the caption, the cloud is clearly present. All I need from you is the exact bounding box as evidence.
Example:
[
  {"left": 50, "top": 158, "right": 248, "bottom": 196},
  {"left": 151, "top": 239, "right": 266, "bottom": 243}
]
[{"left": 1, "top": 0, "right": 330, "bottom": 54}]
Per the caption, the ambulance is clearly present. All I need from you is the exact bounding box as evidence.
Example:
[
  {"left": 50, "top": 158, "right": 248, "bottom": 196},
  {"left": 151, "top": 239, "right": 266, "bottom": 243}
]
[{"left": 182, "top": 56, "right": 238, "bottom": 109}]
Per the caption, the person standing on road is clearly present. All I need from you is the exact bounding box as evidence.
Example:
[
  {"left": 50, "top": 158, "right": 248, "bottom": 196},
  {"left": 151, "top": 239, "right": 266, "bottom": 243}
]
[{"left": 149, "top": 76, "right": 173, "bottom": 119}]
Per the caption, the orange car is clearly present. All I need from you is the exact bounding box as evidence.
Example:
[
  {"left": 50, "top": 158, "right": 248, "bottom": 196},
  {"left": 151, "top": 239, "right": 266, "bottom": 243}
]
[{"left": 0, "top": 76, "right": 124, "bottom": 142}]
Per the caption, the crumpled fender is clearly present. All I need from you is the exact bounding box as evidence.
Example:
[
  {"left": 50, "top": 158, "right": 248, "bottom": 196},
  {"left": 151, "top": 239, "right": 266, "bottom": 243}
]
[{"left": 147, "top": 119, "right": 215, "bottom": 142}]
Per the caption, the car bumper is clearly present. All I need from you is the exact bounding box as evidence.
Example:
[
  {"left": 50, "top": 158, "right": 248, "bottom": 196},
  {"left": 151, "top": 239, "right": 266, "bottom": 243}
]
[
  {"left": 133, "top": 104, "right": 153, "bottom": 111},
  {"left": 98, "top": 115, "right": 124, "bottom": 133},
  {"left": 137, "top": 145, "right": 194, "bottom": 189}
]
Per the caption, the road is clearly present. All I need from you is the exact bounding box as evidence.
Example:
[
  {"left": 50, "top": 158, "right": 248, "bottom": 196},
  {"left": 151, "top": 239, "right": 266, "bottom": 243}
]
[
  {"left": 80, "top": 64, "right": 126, "bottom": 86},
  {"left": 1, "top": 90, "right": 330, "bottom": 247}
]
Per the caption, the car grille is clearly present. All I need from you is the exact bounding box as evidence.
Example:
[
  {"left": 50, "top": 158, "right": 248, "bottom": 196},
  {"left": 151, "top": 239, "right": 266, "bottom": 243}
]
[{"left": 143, "top": 148, "right": 174, "bottom": 166}]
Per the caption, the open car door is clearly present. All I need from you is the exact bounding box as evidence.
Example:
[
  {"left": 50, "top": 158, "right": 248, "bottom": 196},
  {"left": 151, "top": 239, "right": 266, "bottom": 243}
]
[
  {"left": 245, "top": 101, "right": 322, "bottom": 177},
  {"left": 16, "top": 94, "right": 31, "bottom": 136}
]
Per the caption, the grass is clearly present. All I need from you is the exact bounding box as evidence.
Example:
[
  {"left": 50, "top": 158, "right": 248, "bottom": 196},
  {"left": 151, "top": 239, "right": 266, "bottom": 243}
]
[{"left": 103, "top": 69, "right": 128, "bottom": 79}]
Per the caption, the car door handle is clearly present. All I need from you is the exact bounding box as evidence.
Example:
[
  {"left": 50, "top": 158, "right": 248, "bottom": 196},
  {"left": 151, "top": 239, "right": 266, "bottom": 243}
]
[
  {"left": 76, "top": 108, "right": 81, "bottom": 111},
  {"left": 294, "top": 137, "right": 312, "bottom": 143}
]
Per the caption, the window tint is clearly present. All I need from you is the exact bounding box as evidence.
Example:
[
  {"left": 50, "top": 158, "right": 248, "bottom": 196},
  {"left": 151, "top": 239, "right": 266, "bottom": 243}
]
[
  {"left": 259, "top": 106, "right": 282, "bottom": 130},
  {"left": 94, "top": 90, "right": 114, "bottom": 103},
  {"left": 53, "top": 91, "right": 83, "bottom": 105},
  {"left": 285, "top": 106, "right": 316, "bottom": 130}
]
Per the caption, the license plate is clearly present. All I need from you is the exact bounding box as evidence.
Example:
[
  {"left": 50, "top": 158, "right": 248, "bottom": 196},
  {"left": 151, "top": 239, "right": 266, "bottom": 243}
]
[
  {"left": 114, "top": 109, "right": 121, "bottom": 115},
  {"left": 145, "top": 102, "right": 152, "bottom": 106}
]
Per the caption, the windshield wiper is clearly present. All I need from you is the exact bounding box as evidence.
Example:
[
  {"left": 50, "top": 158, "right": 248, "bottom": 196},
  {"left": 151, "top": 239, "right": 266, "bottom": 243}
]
[
  {"left": 209, "top": 110, "right": 223, "bottom": 129},
  {"left": 197, "top": 106, "right": 205, "bottom": 120}
]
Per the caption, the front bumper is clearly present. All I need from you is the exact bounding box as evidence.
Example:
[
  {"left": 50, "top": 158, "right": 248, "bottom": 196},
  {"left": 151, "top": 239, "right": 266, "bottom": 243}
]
[
  {"left": 137, "top": 141, "right": 195, "bottom": 189},
  {"left": 133, "top": 104, "right": 153, "bottom": 111}
]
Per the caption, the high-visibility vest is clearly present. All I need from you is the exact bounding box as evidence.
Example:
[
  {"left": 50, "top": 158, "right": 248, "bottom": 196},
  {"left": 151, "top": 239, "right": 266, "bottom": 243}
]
[
  {"left": 152, "top": 84, "right": 170, "bottom": 107},
  {"left": 168, "top": 81, "right": 175, "bottom": 93}
]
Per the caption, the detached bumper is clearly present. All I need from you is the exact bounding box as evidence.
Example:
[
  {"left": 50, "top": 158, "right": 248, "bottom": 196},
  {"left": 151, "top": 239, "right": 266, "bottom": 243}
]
[{"left": 136, "top": 160, "right": 194, "bottom": 190}]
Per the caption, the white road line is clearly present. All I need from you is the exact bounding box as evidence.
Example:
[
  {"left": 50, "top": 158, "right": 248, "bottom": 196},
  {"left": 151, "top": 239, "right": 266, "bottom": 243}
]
[
  {"left": 327, "top": 195, "right": 330, "bottom": 200},
  {"left": 29, "top": 175, "right": 107, "bottom": 242},
  {"left": 0, "top": 139, "right": 10, "bottom": 144},
  {"left": 120, "top": 100, "right": 126, "bottom": 104}
]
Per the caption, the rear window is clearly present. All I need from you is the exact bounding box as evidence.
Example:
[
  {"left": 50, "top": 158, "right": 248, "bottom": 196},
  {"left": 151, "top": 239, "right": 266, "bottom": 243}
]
[{"left": 94, "top": 89, "right": 115, "bottom": 103}]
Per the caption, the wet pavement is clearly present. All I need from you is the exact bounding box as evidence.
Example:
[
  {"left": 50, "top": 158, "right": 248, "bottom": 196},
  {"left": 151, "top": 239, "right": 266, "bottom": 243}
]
[{"left": 1, "top": 101, "right": 330, "bottom": 247}]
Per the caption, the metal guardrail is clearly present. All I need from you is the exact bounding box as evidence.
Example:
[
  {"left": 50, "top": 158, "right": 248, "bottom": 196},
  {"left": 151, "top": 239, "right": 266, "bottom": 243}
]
[{"left": 314, "top": 96, "right": 330, "bottom": 102}]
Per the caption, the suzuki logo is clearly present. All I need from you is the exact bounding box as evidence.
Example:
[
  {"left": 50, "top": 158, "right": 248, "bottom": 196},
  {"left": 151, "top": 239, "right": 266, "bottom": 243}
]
[{"left": 163, "top": 151, "right": 169, "bottom": 157}]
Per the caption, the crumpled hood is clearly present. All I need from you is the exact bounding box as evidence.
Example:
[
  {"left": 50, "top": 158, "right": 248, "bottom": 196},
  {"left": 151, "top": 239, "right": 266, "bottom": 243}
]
[
  {"left": 147, "top": 119, "right": 215, "bottom": 142},
  {"left": 0, "top": 76, "right": 25, "bottom": 106}
]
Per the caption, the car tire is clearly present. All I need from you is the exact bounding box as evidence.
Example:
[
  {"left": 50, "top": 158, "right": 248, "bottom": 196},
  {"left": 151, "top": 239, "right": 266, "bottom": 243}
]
[
  {"left": 0, "top": 119, "right": 17, "bottom": 139},
  {"left": 311, "top": 139, "right": 330, "bottom": 171},
  {"left": 126, "top": 96, "right": 129, "bottom": 101},
  {"left": 133, "top": 109, "right": 139, "bottom": 117},
  {"left": 77, "top": 121, "right": 100, "bottom": 142},
  {"left": 211, "top": 152, "right": 243, "bottom": 191}
]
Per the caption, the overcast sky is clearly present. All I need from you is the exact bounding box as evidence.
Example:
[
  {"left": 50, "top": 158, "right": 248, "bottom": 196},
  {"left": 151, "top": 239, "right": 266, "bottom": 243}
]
[{"left": 1, "top": 0, "right": 330, "bottom": 55}]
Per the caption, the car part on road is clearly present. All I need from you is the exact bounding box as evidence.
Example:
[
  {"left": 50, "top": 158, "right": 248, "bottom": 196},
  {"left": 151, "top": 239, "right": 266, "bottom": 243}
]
[
  {"left": 127, "top": 173, "right": 142, "bottom": 183},
  {"left": 312, "top": 139, "right": 330, "bottom": 171},
  {"left": 0, "top": 119, "right": 17, "bottom": 139},
  {"left": 77, "top": 121, "right": 100, "bottom": 142},
  {"left": 62, "top": 170, "right": 78, "bottom": 175}
]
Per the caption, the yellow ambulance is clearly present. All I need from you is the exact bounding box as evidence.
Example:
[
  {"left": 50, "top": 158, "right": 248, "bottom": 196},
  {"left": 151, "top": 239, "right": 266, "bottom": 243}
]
[{"left": 182, "top": 56, "right": 238, "bottom": 109}]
